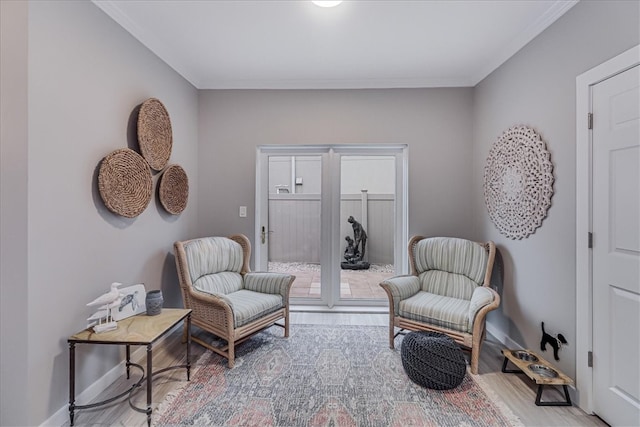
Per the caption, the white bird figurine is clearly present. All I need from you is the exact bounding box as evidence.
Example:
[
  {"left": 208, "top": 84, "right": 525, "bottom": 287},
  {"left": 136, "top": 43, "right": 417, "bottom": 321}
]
[
  {"left": 87, "top": 282, "right": 122, "bottom": 307},
  {"left": 87, "top": 283, "right": 123, "bottom": 333}
]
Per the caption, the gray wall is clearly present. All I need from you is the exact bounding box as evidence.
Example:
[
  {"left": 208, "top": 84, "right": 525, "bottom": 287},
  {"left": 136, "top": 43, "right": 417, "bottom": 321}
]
[
  {"left": 2, "top": 0, "right": 638, "bottom": 424},
  {"left": 471, "top": 0, "right": 639, "bottom": 381},
  {"left": 197, "top": 88, "right": 476, "bottom": 256},
  {"left": 0, "top": 1, "right": 30, "bottom": 424},
  {"left": 0, "top": 1, "right": 199, "bottom": 425}
]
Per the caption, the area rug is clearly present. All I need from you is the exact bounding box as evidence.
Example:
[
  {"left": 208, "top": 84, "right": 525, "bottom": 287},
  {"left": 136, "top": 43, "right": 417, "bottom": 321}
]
[{"left": 154, "top": 325, "right": 522, "bottom": 427}]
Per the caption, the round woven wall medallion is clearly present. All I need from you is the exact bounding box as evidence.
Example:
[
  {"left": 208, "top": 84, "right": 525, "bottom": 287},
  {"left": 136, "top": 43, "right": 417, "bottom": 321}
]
[
  {"left": 137, "top": 98, "right": 172, "bottom": 171},
  {"left": 483, "top": 125, "right": 554, "bottom": 239},
  {"left": 98, "top": 148, "right": 153, "bottom": 218},
  {"left": 158, "top": 164, "right": 189, "bottom": 215}
]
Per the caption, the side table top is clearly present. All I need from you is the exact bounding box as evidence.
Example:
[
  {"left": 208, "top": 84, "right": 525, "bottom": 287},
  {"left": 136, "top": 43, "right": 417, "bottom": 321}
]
[{"left": 69, "top": 308, "right": 191, "bottom": 345}]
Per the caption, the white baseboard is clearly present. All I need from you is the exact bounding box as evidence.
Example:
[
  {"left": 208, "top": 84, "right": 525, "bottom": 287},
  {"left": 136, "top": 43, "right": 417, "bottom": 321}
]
[
  {"left": 290, "top": 305, "right": 388, "bottom": 313},
  {"left": 486, "top": 322, "right": 522, "bottom": 349},
  {"left": 41, "top": 345, "right": 147, "bottom": 427},
  {"left": 42, "top": 320, "right": 184, "bottom": 427}
]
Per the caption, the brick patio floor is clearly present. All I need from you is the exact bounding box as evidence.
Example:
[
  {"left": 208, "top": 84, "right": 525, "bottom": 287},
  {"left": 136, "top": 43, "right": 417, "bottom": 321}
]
[{"left": 269, "top": 264, "right": 394, "bottom": 300}]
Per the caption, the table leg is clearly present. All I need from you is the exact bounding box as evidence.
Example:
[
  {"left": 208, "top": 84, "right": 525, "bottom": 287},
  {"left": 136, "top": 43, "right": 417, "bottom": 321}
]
[
  {"left": 146, "top": 344, "right": 152, "bottom": 427},
  {"left": 535, "top": 384, "right": 573, "bottom": 406},
  {"left": 186, "top": 313, "right": 191, "bottom": 381},
  {"left": 501, "top": 356, "right": 522, "bottom": 374},
  {"left": 126, "top": 345, "right": 131, "bottom": 379},
  {"left": 69, "top": 342, "right": 76, "bottom": 426}
]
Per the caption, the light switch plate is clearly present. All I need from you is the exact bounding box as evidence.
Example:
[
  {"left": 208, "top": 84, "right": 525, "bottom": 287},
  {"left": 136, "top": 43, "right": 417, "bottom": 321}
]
[{"left": 239, "top": 206, "right": 247, "bottom": 217}]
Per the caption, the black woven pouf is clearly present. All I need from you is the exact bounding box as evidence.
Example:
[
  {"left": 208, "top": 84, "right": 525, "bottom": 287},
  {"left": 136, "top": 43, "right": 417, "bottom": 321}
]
[{"left": 401, "top": 331, "right": 466, "bottom": 390}]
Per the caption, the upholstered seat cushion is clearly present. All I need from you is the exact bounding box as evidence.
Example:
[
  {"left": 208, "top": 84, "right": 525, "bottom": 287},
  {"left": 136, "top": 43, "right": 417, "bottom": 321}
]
[
  {"left": 225, "top": 290, "right": 283, "bottom": 328},
  {"left": 398, "top": 291, "right": 470, "bottom": 333},
  {"left": 193, "top": 271, "right": 243, "bottom": 295}
]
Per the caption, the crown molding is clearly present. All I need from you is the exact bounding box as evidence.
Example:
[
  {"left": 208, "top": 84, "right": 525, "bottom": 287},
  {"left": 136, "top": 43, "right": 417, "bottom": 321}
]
[
  {"left": 471, "top": 0, "right": 579, "bottom": 85},
  {"left": 93, "top": 0, "right": 578, "bottom": 90},
  {"left": 92, "top": 0, "right": 202, "bottom": 88}
]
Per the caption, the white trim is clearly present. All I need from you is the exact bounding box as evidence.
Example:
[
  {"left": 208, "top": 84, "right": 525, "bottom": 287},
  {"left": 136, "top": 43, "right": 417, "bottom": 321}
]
[
  {"left": 472, "top": 0, "right": 579, "bottom": 85},
  {"left": 290, "top": 305, "right": 388, "bottom": 313},
  {"left": 197, "top": 76, "right": 476, "bottom": 90},
  {"left": 94, "top": 0, "right": 576, "bottom": 90},
  {"left": 41, "top": 347, "right": 141, "bottom": 426},
  {"left": 92, "top": 0, "right": 201, "bottom": 88},
  {"left": 575, "top": 44, "right": 640, "bottom": 414},
  {"left": 485, "top": 322, "right": 521, "bottom": 351},
  {"left": 255, "top": 144, "right": 408, "bottom": 308}
]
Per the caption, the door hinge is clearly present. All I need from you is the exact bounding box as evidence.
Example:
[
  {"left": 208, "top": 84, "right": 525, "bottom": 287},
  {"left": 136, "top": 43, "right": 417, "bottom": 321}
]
[
  {"left": 588, "top": 232, "right": 593, "bottom": 249},
  {"left": 588, "top": 351, "right": 593, "bottom": 367},
  {"left": 588, "top": 113, "right": 593, "bottom": 130}
]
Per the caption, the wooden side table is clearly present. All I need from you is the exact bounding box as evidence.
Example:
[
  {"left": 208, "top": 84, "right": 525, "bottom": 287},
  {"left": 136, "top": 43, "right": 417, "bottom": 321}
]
[{"left": 68, "top": 308, "right": 191, "bottom": 426}]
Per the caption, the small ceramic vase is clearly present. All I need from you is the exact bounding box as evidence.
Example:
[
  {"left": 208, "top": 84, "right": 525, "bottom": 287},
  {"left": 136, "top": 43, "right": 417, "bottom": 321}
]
[{"left": 145, "top": 290, "right": 163, "bottom": 316}]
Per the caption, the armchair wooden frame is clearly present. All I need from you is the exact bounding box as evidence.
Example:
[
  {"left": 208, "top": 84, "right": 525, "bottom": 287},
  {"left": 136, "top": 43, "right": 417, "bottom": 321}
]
[
  {"left": 174, "top": 234, "right": 295, "bottom": 368},
  {"left": 380, "top": 236, "right": 500, "bottom": 374}
]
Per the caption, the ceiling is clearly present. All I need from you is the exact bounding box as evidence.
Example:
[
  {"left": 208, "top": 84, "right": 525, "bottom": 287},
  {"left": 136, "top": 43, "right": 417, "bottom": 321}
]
[{"left": 93, "top": 0, "right": 578, "bottom": 90}]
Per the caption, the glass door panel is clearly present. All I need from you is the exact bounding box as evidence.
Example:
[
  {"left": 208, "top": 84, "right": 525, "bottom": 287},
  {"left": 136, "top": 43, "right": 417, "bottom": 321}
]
[
  {"left": 266, "top": 155, "right": 323, "bottom": 302},
  {"left": 256, "top": 145, "right": 407, "bottom": 308},
  {"left": 338, "top": 155, "right": 395, "bottom": 302}
]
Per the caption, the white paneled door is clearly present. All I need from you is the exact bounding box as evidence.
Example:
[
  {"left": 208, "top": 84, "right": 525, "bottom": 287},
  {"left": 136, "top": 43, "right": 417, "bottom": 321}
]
[{"left": 592, "top": 64, "right": 640, "bottom": 427}]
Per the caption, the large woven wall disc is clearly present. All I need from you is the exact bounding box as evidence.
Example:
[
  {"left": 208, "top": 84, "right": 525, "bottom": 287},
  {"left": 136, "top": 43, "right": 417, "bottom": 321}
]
[
  {"left": 483, "top": 125, "right": 554, "bottom": 239},
  {"left": 98, "top": 148, "right": 153, "bottom": 218},
  {"left": 158, "top": 164, "right": 189, "bottom": 215},
  {"left": 137, "top": 98, "right": 172, "bottom": 171}
]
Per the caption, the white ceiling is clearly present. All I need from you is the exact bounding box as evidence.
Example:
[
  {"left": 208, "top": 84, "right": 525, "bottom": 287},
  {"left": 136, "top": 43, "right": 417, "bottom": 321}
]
[{"left": 93, "top": 0, "right": 578, "bottom": 90}]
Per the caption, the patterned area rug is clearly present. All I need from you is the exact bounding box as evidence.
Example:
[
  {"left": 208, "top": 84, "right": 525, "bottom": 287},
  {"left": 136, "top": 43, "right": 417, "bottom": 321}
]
[{"left": 155, "top": 325, "right": 522, "bottom": 427}]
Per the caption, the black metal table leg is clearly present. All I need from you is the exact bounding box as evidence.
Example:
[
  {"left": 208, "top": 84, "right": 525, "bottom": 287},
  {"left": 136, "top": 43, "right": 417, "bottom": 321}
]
[
  {"left": 186, "top": 313, "right": 191, "bottom": 381},
  {"left": 146, "top": 344, "right": 153, "bottom": 427},
  {"left": 535, "top": 384, "right": 573, "bottom": 406},
  {"left": 126, "top": 344, "right": 131, "bottom": 379},
  {"left": 68, "top": 309, "right": 191, "bottom": 425},
  {"left": 501, "top": 356, "right": 522, "bottom": 374},
  {"left": 69, "top": 342, "right": 76, "bottom": 426}
]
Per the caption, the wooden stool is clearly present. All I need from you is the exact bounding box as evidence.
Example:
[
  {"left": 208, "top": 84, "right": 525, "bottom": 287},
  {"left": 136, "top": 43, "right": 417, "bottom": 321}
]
[{"left": 501, "top": 349, "right": 573, "bottom": 406}]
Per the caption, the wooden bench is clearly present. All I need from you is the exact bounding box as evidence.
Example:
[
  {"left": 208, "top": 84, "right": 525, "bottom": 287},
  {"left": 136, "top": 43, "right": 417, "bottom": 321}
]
[{"left": 501, "top": 349, "right": 573, "bottom": 406}]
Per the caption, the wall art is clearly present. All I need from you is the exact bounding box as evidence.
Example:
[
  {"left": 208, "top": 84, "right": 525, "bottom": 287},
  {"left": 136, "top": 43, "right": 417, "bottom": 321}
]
[
  {"left": 483, "top": 125, "right": 554, "bottom": 239},
  {"left": 137, "top": 98, "right": 173, "bottom": 171},
  {"left": 98, "top": 148, "right": 153, "bottom": 218}
]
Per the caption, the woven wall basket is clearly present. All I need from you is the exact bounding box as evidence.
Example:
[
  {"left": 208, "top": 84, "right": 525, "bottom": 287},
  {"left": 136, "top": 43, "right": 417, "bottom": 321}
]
[
  {"left": 98, "top": 148, "right": 153, "bottom": 218},
  {"left": 158, "top": 164, "right": 189, "bottom": 215},
  {"left": 483, "top": 125, "right": 554, "bottom": 239},
  {"left": 137, "top": 98, "right": 172, "bottom": 171}
]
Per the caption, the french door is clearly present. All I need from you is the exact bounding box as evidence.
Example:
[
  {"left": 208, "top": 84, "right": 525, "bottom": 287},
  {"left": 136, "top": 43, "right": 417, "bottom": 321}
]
[{"left": 255, "top": 145, "right": 407, "bottom": 307}]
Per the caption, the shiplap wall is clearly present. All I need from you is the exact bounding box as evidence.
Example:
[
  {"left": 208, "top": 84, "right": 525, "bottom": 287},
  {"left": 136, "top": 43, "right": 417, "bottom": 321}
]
[{"left": 268, "top": 194, "right": 394, "bottom": 264}]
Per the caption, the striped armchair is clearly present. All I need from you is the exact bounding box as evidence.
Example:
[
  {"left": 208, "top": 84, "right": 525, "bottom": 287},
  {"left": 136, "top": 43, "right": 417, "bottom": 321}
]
[
  {"left": 379, "top": 236, "right": 499, "bottom": 374},
  {"left": 174, "top": 234, "right": 295, "bottom": 368}
]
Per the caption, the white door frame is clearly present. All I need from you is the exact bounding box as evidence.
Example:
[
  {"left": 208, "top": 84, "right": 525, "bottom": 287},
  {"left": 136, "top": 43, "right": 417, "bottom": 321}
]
[
  {"left": 255, "top": 144, "right": 409, "bottom": 308},
  {"left": 575, "top": 44, "right": 640, "bottom": 413}
]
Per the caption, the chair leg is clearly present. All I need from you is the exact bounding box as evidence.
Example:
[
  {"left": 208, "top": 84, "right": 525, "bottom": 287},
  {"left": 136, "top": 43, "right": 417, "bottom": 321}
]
[
  {"left": 227, "top": 338, "right": 235, "bottom": 368},
  {"left": 284, "top": 311, "right": 290, "bottom": 338},
  {"left": 389, "top": 324, "right": 395, "bottom": 349},
  {"left": 470, "top": 336, "right": 481, "bottom": 374}
]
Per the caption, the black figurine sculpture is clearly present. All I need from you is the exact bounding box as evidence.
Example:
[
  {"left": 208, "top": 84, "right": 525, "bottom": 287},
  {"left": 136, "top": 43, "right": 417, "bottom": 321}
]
[{"left": 341, "top": 216, "right": 370, "bottom": 270}]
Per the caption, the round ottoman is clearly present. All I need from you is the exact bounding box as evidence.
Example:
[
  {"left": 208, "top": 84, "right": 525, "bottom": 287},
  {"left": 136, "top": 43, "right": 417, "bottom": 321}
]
[{"left": 401, "top": 331, "right": 466, "bottom": 390}]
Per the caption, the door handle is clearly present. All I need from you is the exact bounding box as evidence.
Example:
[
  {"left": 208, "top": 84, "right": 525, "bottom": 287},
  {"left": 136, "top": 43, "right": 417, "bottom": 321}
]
[{"left": 261, "top": 227, "right": 274, "bottom": 244}]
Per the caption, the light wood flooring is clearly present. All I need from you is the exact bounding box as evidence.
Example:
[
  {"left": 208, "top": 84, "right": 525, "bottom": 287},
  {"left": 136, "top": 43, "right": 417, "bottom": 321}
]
[{"left": 65, "top": 312, "right": 607, "bottom": 427}]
